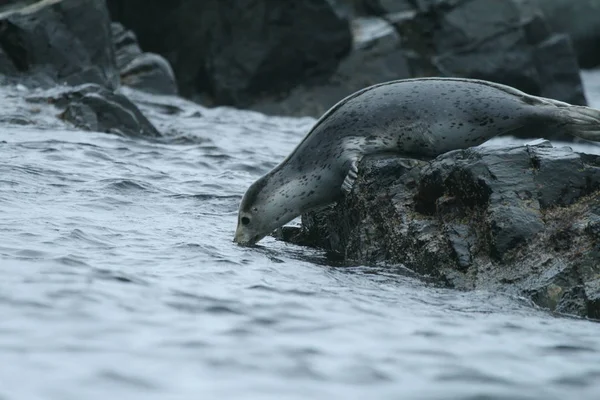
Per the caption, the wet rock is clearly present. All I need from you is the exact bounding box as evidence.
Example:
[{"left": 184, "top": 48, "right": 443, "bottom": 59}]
[
  {"left": 111, "top": 22, "right": 177, "bottom": 96},
  {"left": 26, "top": 84, "right": 161, "bottom": 138},
  {"left": 110, "top": 23, "right": 177, "bottom": 96},
  {"left": 283, "top": 142, "right": 600, "bottom": 320},
  {"left": 106, "top": 0, "right": 352, "bottom": 107},
  {"left": 532, "top": 0, "right": 600, "bottom": 68},
  {"left": 394, "top": 0, "right": 587, "bottom": 108},
  {"left": 0, "top": 0, "right": 118, "bottom": 89}
]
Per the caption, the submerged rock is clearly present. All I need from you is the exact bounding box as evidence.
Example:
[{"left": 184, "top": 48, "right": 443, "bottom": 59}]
[
  {"left": 282, "top": 141, "right": 600, "bottom": 320},
  {"left": 26, "top": 84, "right": 161, "bottom": 138},
  {"left": 111, "top": 22, "right": 178, "bottom": 96},
  {"left": 0, "top": 0, "right": 118, "bottom": 89}
]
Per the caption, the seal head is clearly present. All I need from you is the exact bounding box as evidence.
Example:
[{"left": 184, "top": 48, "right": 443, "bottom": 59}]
[
  {"left": 234, "top": 169, "right": 308, "bottom": 246},
  {"left": 234, "top": 175, "right": 278, "bottom": 246},
  {"left": 234, "top": 155, "right": 344, "bottom": 246}
]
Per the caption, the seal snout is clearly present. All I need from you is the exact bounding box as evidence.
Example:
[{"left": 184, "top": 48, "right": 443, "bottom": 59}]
[{"left": 233, "top": 225, "right": 260, "bottom": 246}]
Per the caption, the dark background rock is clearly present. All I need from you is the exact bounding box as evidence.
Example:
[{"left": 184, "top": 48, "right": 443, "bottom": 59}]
[
  {"left": 394, "top": 0, "right": 588, "bottom": 108},
  {"left": 248, "top": 17, "right": 411, "bottom": 117},
  {"left": 104, "top": 0, "right": 592, "bottom": 121},
  {"left": 0, "top": 0, "right": 118, "bottom": 89},
  {"left": 532, "top": 0, "right": 600, "bottom": 69},
  {"left": 111, "top": 22, "right": 178, "bottom": 96},
  {"left": 282, "top": 142, "right": 600, "bottom": 320},
  {"left": 354, "top": 0, "right": 600, "bottom": 69},
  {"left": 349, "top": 0, "right": 417, "bottom": 16},
  {"left": 106, "top": 0, "right": 352, "bottom": 108}
]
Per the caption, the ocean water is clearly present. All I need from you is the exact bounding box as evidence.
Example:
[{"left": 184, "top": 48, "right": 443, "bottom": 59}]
[{"left": 2, "top": 73, "right": 600, "bottom": 400}]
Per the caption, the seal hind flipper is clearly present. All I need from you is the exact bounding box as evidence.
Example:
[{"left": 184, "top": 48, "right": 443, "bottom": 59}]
[
  {"left": 341, "top": 159, "right": 360, "bottom": 194},
  {"left": 559, "top": 106, "right": 600, "bottom": 142}
]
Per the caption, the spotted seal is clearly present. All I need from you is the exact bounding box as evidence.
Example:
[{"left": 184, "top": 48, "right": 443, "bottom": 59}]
[{"left": 234, "top": 77, "right": 600, "bottom": 245}]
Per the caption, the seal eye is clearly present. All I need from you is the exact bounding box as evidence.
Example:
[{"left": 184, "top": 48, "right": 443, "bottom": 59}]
[{"left": 241, "top": 217, "right": 250, "bottom": 225}]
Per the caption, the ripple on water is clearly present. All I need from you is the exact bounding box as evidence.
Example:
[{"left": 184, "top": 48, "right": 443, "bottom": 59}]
[
  {"left": 100, "top": 178, "right": 159, "bottom": 193},
  {"left": 83, "top": 149, "right": 115, "bottom": 162},
  {"left": 165, "top": 290, "right": 245, "bottom": 316},
  {"left": 79, "top": 195, "right": 135, "bottom": 209},
  {"left": 95, "top": 370, "right": 163, "bottom": 392},
  {"left": 67, "top": 228, "right": 117, "bottom": 248},
  {"left": 52, "top": 255, "right": 91, "bottom": 268}
]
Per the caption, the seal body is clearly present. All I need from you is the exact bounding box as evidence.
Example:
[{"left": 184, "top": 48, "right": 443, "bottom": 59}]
[{"left": 234, "top": 77, "right": 600, "bottom": 245}]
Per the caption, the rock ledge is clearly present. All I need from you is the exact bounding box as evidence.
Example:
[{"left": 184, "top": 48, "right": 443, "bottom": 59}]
[{"left": 282, "top": 141, "right": 600, "bottom": 320}]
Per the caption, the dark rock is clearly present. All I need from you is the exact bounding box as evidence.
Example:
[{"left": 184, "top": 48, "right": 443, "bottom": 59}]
[
  {"left": 208, "top": 0, "right": 591, "bottom": 120},
  {"left": 101, "top": 0, "right": 590, "bottom": 123},
  {"left": 283, "top": 141, "right": 600, "bottom": 319},
  {"left": 395, "top": 0, "right": 587, "bottom": 108},
  {"left": 349, "top": 0, "right": 417, "bottom": 16},
  {"left": 26, "top": 84, "right": 162, "bottom": 138},
  {"left": 326, "top": 0, "right": 357, "bottom": 19},
  {"left": 106, "top": 0, "right": 352, "bottom": 107},
  {"left": 533, "top": 33, "right": 586, "bottom": 106},
  {"left": 532, "top": 0, "right": 600, "bottom": 68},
  {"left": 248, "top": 17, "right": 411, "bottom": 117},
  {"left": 0, "top": 0, "right": 118, "bottom": 89},
  {"left": 111, "top": 22, "right": 177, "bottom": 96}
]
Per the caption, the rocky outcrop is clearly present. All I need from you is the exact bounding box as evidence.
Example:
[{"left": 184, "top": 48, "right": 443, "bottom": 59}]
[
  {"left": 111, "top": 22, "right": 178, "bottom": 96},
  {"left": 281, "top": 141, "right": 600, "bottom": 320},
  {"left": 26, "top": 84, "right": 162, "bottom": 138},
  {"left": 106, "top": 0, "right": 352, "bottom": 108},
  {"left": 0, "top": 0, "right": 118, "bottom": 89}
]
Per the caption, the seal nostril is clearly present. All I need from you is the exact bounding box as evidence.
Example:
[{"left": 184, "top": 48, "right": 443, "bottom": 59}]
[{"left": 241, "top": 217, "right": 250, "bottom": 225}]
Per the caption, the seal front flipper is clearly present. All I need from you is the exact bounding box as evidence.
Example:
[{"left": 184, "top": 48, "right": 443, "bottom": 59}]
[{"left": 341, "top": 158, "right": 360, "bottom": 194}]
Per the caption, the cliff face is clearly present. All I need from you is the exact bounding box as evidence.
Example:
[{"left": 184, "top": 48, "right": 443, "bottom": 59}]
[{"left": 281, "top": 141, "right": 600, "bottom": 320}]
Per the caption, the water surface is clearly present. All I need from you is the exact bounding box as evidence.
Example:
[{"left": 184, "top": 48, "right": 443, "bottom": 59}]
[{"left": 2, "top": 74, "right": 600, "bottom": 399}]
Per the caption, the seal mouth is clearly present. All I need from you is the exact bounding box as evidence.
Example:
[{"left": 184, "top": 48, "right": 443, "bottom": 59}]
[
  {"left": 233, "top": 231, "right": 263, "bottom": 247},
  {"left": 234, "top": 237, "right": 257, "bottom": 247}
]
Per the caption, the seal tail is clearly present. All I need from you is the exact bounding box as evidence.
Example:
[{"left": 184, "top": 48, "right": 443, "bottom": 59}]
[{"left": 558, "top": 105, "right": 600, "bottom": 142}]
